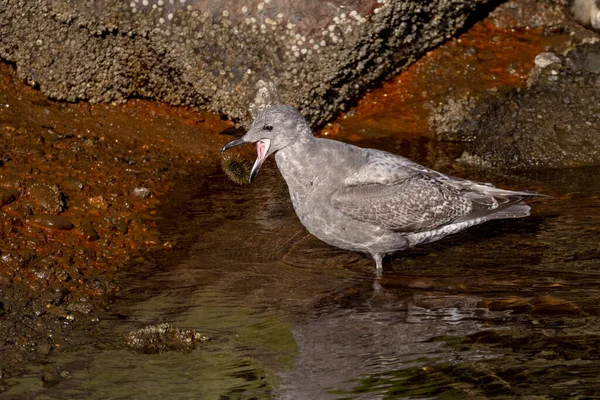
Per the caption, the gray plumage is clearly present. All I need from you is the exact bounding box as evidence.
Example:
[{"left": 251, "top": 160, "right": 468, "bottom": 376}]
[{"left": 222, "top": 104, "right": 538, "bottom": 273}]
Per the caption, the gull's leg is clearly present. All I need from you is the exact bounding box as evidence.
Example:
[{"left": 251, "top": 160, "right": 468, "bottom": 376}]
[{"left": 373, "top": 253, "right": 383, "bottom": 277}]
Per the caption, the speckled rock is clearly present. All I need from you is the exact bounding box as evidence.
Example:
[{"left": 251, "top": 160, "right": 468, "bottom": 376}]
[
  {"left": 132, "top": 187, "right": 151, "bottom": 199},
  {"left": 87, "top": 195, "right": 110, "bottom": 211},
  {"left": 125, "top": 323, "right": 210, "bottom": 354},
  {"left": 488, "top": 0, "right": 567, "bottom": 30},
  {"left": 28, "top": 214, "right": 74, "bottom": 230},
  {"left": 431, "top": 42, "right": 600, "bottom": 169},
  {"left": 0, "top": 0, "right": 495, "bottom": 127},
  {"left": 26, "top": 183, "right": 65, "bottom": 214}
]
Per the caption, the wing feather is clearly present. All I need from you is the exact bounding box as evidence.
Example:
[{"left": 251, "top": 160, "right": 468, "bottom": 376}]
[
  {"left": 331, "top": 175, "right": 472, "bottom": 232},
  {"left": 332, "top": 151, "right": 538, "bottom": 232}
]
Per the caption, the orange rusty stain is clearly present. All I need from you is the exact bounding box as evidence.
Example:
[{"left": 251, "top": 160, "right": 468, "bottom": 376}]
[{"left": 320, "top": 20, "right": 571, "bottom": 143}]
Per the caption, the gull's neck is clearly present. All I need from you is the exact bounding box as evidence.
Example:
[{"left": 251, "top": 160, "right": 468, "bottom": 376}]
[
  {"left": 274, "top": 130, "right": 319, "bottom": 183},
  {"left": 278, "top": 129, "right": 317, "bottom": 156}
]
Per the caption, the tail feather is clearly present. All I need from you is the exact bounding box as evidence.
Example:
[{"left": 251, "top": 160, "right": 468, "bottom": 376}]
[
  {"left": 485, "top": 202, "right": 531, "bottom": 220},
  {"left": 454, "top": 193, "right": 536, "bottom": 224}
]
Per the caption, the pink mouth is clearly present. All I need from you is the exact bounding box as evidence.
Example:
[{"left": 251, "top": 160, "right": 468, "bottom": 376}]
[
  {"left": 249, "top": 139, "right": 271, "bottom": 182},
  {"left": 256, "top": 139, "right": 271, "bottom": 162}
]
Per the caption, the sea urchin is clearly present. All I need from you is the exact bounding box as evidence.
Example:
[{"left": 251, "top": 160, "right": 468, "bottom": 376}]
[{"left": 221, "top": 153, "right": 252, "bottom": 185}]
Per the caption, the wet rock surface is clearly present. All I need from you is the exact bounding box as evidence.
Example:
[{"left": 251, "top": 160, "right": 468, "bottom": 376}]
[
  {"left": 28, "top": 214, "right": 74, "bottom": 230},
  {"left": 432, "top": 40, "right": 600, "bottom": 169},
  {"left": 0, "top": 61, "right": 230, "bottom": 385},
  {"left": 0, "top": 1, "right": 599, "bottom": 397},
  {"left": 0, "top": 0, "right": 496, "bottom": 127},
  {"left": 488, "top": 0, "right": 568, "bottom": 29}
]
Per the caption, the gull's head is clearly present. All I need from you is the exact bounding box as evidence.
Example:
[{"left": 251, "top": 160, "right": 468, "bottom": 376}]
[{"left": 221, "top": 104, "right": 311, "bottom": 183}]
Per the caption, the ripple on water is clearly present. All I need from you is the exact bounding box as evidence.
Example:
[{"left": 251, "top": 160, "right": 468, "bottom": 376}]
[{"left": 6, "top": 165, "right": 599, "bottom": 399}]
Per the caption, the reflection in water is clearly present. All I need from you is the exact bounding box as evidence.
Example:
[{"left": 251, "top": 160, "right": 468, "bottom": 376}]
[
  {"left": 277, "top": 293, "right": 495, "bottom": 399},
  {"left": 5, "top": 162, "right": 600, "bottom": 399}
]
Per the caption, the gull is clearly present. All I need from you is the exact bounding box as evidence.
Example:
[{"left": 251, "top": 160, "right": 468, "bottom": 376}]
[{"left": 222, "top": 105, "right": 538, "bottom": 274}]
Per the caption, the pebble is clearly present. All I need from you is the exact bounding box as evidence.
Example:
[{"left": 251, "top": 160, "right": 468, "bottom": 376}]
[
  {"left": 0, "top": 187, "right": 15, "bottom": 206},
  {"left": 534, "top": 52, "right": 561, "bottom": 69},
  {"left": 28, "top": 214, "right": 74, "bottom": 230},
  {"left": 60, "top": 178, "right": 84, "bottom": 191},
  {"left": 106, "top": 216, "right": 128, "bottom": 234},
  {"left": 79, "top": 221, "right": 100, "bottom": 241},
  {"left": 42, "top": 366, "right": 62, "bottom": 384},
  {"left": 584, "top": 53, "right": 600, "bottom": 74},
  {"left": 132, "top": 187, "right": 151, "bottom": 199},
  {"left": 36, "top": 343, "right": 52, "bottom": 356}
]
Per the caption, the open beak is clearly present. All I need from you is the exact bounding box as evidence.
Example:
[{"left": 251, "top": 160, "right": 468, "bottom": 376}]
[
  {"left": 249, "top": 139, "right": 271, "bottom": 183},
  {"left": 221, "top": 138, "right": 271, "bottom": 184}
]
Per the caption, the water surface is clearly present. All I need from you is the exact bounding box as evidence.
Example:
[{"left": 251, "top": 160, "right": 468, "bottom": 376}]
[{"left": 5, "top": 151, "right": 600, "bottom": 399}]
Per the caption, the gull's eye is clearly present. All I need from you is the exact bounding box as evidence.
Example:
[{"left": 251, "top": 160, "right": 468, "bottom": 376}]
[{"left": 263, "top": 125, "right": 273, "bottom": 131}]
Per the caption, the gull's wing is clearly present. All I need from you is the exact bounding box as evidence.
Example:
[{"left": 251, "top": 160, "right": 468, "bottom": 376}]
[{"left": 331, "top": 150, "right": 536, "bottom": 232}]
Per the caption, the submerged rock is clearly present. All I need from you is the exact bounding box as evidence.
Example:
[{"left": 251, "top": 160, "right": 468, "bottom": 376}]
[
  {"left": 0, "top": 187, "right": 15, "bottom": 206},
  {"left": 28, "top": 214, "right": 74, "bottom": 230},
  {"left": 132, "top": 187, "right": 151, "bottom": 199},
  {"left": 431, "top": 42, "right": 600, "bottom": 170},
  {"left": 125, "top": 323, "right": 210, "bottom": 354},
  {"left": 79, "top": 221, "right": 100, "bottom": 241},
  {"left": 0, "top": 0, "right": 496, "bottom": 127},
  {"left": 26, "top": 183, "right": 65, "bottom": 214},
  {"left": 60, "top": 178, "right": 84, "bottom": 192},
  {"left": 87, "top": 195, "right": 110, "bottom": 211}
]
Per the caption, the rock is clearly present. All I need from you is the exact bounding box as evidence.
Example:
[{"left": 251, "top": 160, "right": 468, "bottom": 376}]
[
  {"left": 125, "top": 323, "right": 210, "bottom": 354},
  {"left": 431, "top": 42, "right": 600, "bottom": 169},
  {"left": 132, "top": 187, "right": 151, "bottom": 199},
  {"left": 571, "top": 0, "right": 600, "bottom": 31},
  {"left": 534, "top": 52, "right": 562, "bottom": 69},
  {"left": 28, "top": 214, "right": 74, "bottom": 230},
  {"left": 87, "top": 195, "right": 110, "bottom": 210},
  {"left": 488, "top": 0, "right": 567, "bottom": 29},
  {"left": 60, "top": 178, "right": 84, "bottom": 192},
  {"left": 584, "top": 51, "right": 600, "bottom": 73},
  {"left": 104, "top": 216, "right": 128, "bottom": 234},
  {"left": 113, "top": 218, "right": 128, "bottom": 234},
  {"left": 0, "top": 174, "right": 25, "bottom": 192},
  {"left": 26, "top": 183, "right": 65, "bottom": 214},
  {"left": 41, "top": 366, "right": 61, "bottom": 385},
  {"left": 66, "top": 296, "right": 93, "bottom": 315},
  {"left": 0, "top": 0, "right": 496, "bottom": 127},
  {"left": 79, "top": 221, "right": 100, "bottom": 242},
  {"left": 0, "top": 187, "right": 15, "bottom": 206},
  {"left": 36, "top": 343, "right": 52, "bottom": 356},
  {"left": 41, "top": 366, "right": 68, "bottom": 386}
]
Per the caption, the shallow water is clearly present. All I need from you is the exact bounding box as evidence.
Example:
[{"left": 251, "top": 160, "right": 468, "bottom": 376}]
[{"left": 4, "top": 137, "right": 600, "bottom": 399}]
